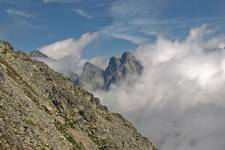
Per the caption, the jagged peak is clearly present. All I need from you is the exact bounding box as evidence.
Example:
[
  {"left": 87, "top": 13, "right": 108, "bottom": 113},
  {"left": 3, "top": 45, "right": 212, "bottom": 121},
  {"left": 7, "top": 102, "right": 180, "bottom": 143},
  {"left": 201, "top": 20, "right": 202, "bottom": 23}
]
[
  {"left": 121, "top": 51, "right": 136, "bottom": 63},
  {"left": 121, "top": 51, "right": 132, "bottom": 59},
  {"left": 108, "top": 56, "right": 120, "bottom": 66}
]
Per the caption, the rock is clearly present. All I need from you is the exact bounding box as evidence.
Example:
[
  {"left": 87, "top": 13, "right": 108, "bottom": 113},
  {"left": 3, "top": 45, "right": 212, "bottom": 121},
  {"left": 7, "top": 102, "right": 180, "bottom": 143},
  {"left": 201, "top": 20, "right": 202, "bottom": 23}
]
[
  {"left": 30, "top": 50, "right": 48, "bottom": 59},
  {"left": 68, "top": 71, "right": 81, "bottom": 85},
  {"left": 31, "top": 49, "right": 143, "bottom": 91},
  {"left": 0, "top": 42, "right": 156, "bottom": 149},
  {"left": 0, "top": 40, "right": 14, "bottom": 55},
  {"left": 0, "top": 70, "right": 4, "bottom": 83},
  {"left": 79, "top": 62, "right": 105, "bottom": 91},
  {"left": 71, "top": 51, "right": 143, "bottom": 91},
  {"left": 104, "top": 51, "right": 143, "bottom": 89}
]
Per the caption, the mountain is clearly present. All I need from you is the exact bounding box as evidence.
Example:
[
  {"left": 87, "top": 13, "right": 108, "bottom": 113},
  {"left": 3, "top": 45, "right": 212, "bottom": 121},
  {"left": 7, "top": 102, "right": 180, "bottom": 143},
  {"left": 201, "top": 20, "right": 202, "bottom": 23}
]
[
  {"left": 104, "top": 51, "right": 143, "bottom": 90},
  {"left": 0, "top": 41, "right": 156, "bottom": 150},
  {"left": 79, "top": 62, "right": 105, "bottom": 91},
  {"left": 75, "top": 51, "right": 143, "bottom": 91}
]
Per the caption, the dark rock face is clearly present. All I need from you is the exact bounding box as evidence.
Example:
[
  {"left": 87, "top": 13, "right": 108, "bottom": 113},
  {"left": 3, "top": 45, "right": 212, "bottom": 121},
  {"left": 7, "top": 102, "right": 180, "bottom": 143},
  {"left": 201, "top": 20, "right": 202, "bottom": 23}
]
[
  {"left": 30, "top": 50, "right": 48, "bottom": 58},
  {"left": 104, "top": 51, "right": 143, "bottom": 89},
  {"left": 0, "top": 43, "right": 156, "bottom": 149},
  {"left": 76, "top": 51, "right": 143, "bottom": 91}
]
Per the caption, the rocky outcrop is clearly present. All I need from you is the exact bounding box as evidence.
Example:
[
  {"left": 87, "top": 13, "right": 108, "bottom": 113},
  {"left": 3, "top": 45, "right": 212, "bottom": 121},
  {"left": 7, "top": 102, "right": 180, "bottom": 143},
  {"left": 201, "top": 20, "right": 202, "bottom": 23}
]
[
  {"left": 0, "top": 40, "right": 14, "bottom": 54},
  {"left": 79, "top": 62, "right": 105, "bottom": 91},
  {"left": 30, "top": 50, "right": 48, "bottom": 59},
  {"left": 104, "top": 51, "right": 143, "bottom": 89},
  {"left": 0, "top": 42, "right": 156, "bottom": 150},
  {"left": 75, "top": 51, "right": 143, "bottom": 91}
]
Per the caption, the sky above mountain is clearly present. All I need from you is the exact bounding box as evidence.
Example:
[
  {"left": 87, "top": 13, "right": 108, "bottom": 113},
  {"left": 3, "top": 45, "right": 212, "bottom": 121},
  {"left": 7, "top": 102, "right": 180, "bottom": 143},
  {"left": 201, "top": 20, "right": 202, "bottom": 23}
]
[{"left": 0, "top": 0, "right": 224, "bottom": 58}]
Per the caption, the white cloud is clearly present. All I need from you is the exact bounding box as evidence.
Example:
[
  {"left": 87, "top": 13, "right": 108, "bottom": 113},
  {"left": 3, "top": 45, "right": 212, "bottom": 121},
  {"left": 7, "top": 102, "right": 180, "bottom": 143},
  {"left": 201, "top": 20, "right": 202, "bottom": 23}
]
[
  {"left": 100, "top": 0, "right": 225, "bottom": 44},
  {"left": 38, "top": 32, "right": 101, "bottom": 74},
  {"left": 6, "top": 9, "right": 34, "bottom": 19},
  {"left": 1, "top": 0, "right": 30, "bottom": 6},
  {"left": 40, "top": 32, "right": 99, "bottom": 60},
  {"left": 43, "top": 0, "right": 80, "bottom": 3},
  {"left": 95, "top": 26, "right": 225, "bottom": 150},
  {"left": 69, "top": 9, "right": 93, "bottom": 19}
]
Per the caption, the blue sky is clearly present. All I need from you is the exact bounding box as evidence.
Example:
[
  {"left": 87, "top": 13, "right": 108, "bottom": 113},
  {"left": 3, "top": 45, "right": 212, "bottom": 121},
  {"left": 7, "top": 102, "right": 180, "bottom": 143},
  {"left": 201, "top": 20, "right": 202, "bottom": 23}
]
[{"left": 0, "top": 0, "right": 224, "bottom": 58}]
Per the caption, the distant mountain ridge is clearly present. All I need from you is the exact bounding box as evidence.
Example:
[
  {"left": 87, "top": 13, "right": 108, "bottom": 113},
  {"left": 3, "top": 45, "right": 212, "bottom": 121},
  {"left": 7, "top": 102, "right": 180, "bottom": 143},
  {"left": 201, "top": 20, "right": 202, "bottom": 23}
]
[
  {"left": 30, "top": 50, "right": 143, "bottom": 91},
  {"left": 70, "top": 51, "right": 143, "bottom": 91}
]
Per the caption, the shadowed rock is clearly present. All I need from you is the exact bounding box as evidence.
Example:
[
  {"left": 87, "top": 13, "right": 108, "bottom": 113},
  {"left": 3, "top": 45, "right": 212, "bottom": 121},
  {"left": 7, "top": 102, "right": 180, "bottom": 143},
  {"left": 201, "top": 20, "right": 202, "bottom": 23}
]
[{"left": 104, "top": 51, "right": 143, "bottom": 89}]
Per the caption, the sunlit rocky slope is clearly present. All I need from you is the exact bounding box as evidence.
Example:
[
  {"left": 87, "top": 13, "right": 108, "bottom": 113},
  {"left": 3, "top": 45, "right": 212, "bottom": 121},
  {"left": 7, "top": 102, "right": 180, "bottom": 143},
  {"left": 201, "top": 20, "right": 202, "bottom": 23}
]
[{"left": 0, "top": 41, "right": 156, "bottom": 150}]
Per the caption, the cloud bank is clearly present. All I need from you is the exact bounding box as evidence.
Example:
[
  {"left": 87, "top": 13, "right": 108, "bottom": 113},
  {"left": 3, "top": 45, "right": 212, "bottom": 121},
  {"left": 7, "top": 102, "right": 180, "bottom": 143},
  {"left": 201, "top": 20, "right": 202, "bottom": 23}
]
[
  {"left": 38, "top": 32, "right": 106, "bottom": 75},
  {"left": 95, "top": 25, "right": 225, "bottom": 150}
]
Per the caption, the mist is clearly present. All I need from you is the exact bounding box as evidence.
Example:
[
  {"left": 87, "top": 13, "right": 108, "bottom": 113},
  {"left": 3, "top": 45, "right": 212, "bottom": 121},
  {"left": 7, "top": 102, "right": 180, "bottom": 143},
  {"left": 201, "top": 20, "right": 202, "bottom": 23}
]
[
  {"left": 38, "top": 32, "right": 106, "bottom": 75},
  {"left": 95, "top": 25, "right": 225, "bottom": 150}
]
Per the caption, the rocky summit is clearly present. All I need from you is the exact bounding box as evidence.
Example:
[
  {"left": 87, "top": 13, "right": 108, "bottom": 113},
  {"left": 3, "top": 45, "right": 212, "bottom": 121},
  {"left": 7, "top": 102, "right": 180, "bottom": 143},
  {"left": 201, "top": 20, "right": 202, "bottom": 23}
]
[
  {"left": 72, "top": 51, "right": 143, "bottom": 91},
  {"left": 104, "top": 51, "right": 143, "bottom": 90},
  {"left": 0, "top": 41, "right": 156, "bottom": 150}
]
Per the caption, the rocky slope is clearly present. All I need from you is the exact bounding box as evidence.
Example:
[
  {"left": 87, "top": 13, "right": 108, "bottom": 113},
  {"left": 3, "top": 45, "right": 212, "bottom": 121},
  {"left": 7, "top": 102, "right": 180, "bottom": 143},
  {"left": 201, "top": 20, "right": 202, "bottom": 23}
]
[{"left": 0, "top": 41, "right": 156, "bottom": 150}]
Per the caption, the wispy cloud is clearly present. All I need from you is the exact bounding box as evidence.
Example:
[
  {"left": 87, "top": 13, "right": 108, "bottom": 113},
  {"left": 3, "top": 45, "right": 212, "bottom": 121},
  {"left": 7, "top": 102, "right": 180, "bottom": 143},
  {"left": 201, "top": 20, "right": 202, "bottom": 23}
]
[
  {"left": 5, "top": 9, "right": 43, "bottom": 30},
  {"left": 0, "top": 0, "right": 30, "bottom": 6},
  {"left": 43, "top": 0, "right": 81, "bottom": 3},
  {"left": 100, "top": 0, "right": 225, "bottom": 44},
  {"left": 69, "top": 9, "right": 93, "bottom": 19},
  {"left": 6, "top": 9, "right": 34, "bottom": 19}
]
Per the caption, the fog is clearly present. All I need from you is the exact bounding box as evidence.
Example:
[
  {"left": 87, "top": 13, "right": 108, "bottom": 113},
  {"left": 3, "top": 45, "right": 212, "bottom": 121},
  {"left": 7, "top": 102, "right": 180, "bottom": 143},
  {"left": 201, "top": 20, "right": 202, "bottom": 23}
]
[
  {"left": 39, "top": 25, "right": 225, "bottom": 150},
  {"left": 38, "top": 32, "right": 106, "bottom": 75},
  {"left": 95, "top": 25, "right": 225, "bottom": 150}
]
